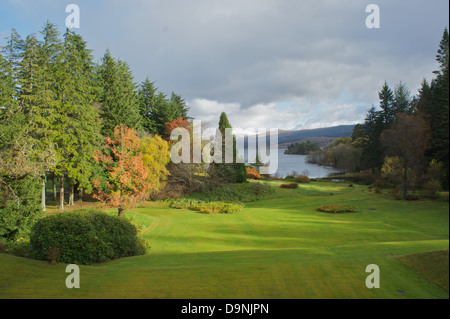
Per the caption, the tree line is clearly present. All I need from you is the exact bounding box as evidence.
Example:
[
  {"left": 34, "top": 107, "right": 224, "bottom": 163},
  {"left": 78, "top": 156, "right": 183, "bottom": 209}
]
[
  {"left": 308, "top": 28, "right": 449, "bottom": 198},
  {"left": 0, "top": 22, "right": 189, "bottom": 223},
  {"left": 0, "top": 22, "right": 249, "bottom": 239}
]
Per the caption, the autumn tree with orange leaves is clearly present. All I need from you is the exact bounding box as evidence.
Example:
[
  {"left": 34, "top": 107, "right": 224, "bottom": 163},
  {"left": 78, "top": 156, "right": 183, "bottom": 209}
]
[
  {"left": 93, "top": 124, "right": 151, "bottom": 216},
  {"left": 164, "top": 117, "right": 190, "bottom": 140}
]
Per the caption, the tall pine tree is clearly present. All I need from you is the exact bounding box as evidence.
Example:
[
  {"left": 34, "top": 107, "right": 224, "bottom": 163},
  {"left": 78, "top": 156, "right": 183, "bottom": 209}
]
[
  {"left": 99, "top": 50, "right": 141, "bottom": 138},
  {"left": 209, "top": 112, "right": 247, "bottom": 183}
]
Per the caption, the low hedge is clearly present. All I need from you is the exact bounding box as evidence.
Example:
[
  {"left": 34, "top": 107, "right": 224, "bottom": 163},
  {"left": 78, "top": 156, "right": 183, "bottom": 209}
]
[
  {"left": 317, "top": 204, "right": 358, "bottom": 214},
  {"left": 170, "top": 198, "right": 243, "bottom": 214},
  {"left": 30, "top": 211, "right": 146, "bottom": 265}
]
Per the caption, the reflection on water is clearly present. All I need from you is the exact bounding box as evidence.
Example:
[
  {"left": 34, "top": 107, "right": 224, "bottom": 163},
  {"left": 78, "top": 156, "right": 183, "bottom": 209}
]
[{"left": 246, "top": 148, "right": 340, "bottom": 178}]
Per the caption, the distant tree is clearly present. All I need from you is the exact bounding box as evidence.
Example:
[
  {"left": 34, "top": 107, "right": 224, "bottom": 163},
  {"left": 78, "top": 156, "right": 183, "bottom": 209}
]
[
  {"left": 381, "top": 156, "right": 417, "bottom": 190},
  {"left": 378, "top": 81, "right": 395, "bottom": 125},
  {"left": 380, "top": 113, "right": 431, "bottom": 199},
  {"left": 393, "top": 81, "right": 413, "bottom": 114},
  {"left": 209, "top": 112, "right": 247, "bottom": 183},
  {"left": 430, "top": 28, "right": 449, "bottom": 188},
  {"left": 93, "top": 124, "right": 150, "bottom": 216},
  {"left": 360, "top": 81, "right": 413, "bottom": 171},
  {"left": 284, "top": 140, "right": 321, "bottom": 155}
]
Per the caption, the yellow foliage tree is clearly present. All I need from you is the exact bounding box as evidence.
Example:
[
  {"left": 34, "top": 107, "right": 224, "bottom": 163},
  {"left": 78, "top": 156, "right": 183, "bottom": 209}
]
[{"left": 139, "top": 135, "right": 171, "bottom": 199}]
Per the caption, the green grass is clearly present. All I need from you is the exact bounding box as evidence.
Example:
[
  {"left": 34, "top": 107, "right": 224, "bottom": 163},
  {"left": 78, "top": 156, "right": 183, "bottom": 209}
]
[
  {"left": 395, "top": 250, "right": 449, "bottom": 293},
  {"left": 0, "top": 181, "right": 448, "bottom": 299}
]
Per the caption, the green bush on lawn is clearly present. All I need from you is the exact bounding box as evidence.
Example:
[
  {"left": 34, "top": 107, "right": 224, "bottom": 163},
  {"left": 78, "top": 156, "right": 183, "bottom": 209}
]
[
  {"left": 30, "top": 211, "right": 147, "bottom": 265},
  {"left": 170, "top": 198, "right": 243, "bottom": 214}
]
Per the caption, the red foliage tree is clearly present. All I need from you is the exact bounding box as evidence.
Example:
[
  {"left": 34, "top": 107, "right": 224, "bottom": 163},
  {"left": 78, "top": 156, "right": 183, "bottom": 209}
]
[
  {"left": 164, "top": 117, "right": 190, "bottom": 140},
  {"left": 93, "top": 124, "right": 151, "bottom": 216}
]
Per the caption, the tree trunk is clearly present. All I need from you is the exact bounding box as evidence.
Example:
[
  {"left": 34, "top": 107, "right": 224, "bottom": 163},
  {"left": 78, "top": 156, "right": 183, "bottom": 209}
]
[
  {"left": 68, "top": 181, "right": 74, "bottom": 206},
  {"left": 118, "top": 184, "right": 124, "bottom": 217},
  {"left": 41, "top": 178, "right": 46, "bottom": 212},
  {"left": 53, "top": 174, "right": 57, "bottom": 201},
  {"left": 78, "top": 186, "right": 84, "bottom": 202},
  {"left": 59, "top": 175, "right": 64, "bottom": 211}
]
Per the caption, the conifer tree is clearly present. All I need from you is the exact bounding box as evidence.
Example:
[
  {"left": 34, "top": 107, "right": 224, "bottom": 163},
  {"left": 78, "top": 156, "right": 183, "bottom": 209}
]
[
  {"left": 99, "top": 50, "right": 141, "bottom": 138},
  {"left": 53, "top": 30, "right": 102, "bottom": 206},
  {"left": 430, "top": 28, "right": 449, "bottom": 187},
  {"left": 210, "top": 112, "right": 247, "bottom": 183},
  {"left": 138, "top": 78, "right": 159, "bottom": 134}
]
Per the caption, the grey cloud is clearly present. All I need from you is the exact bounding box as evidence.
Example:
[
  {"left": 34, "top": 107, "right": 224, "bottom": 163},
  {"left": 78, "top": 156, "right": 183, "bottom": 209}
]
[{"left": 3, "top": 0, "right": 448, "bottom": 129}]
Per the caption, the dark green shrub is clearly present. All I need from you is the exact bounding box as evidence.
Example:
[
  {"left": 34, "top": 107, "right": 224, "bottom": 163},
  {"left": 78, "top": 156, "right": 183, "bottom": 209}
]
[
  {"left": 0, "top": 206, "right": 43, "bottom": 241},
  {"left": 30, "top": 211, "right": 146, "bottom": 265}
]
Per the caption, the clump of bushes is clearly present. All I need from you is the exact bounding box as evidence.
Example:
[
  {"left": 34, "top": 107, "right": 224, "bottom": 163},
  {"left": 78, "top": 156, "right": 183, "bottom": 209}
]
[
  {"left": 294, "top": 175, "right": 310, "bottom": 183},
  {"left": 280, "top": 183, "right": 299, "bottom": 189},
  {"left": 169, "top": 198, "right": 242, "bottom": 214},
  {"left": 30, "top": 211, "right": 147, "bottom": 265},
  {"left": 317, "top": 204, "right": 358, "bottom": 214}
]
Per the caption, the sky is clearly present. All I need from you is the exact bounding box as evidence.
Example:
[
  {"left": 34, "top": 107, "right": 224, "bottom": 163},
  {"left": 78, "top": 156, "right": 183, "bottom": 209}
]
[{"left": 1, "top": 0, "right": 449, "bottom": 132}]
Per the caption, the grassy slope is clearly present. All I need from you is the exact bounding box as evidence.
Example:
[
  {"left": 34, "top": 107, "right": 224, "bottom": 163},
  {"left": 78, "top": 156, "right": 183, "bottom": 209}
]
[{"left": 0, "top": 181, "right": 448, "bottom": 299}]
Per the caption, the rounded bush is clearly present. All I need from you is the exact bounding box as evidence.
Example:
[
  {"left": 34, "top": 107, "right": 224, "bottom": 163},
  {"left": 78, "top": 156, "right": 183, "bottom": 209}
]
[{"left": 30, "top": 211, "right": 146, "bottom": 265}]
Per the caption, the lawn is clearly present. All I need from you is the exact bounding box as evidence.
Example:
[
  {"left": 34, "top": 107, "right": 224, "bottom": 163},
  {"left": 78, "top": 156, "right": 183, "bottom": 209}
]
[{"left": 0, "top": 181, "right": 448, "bottom": 299}]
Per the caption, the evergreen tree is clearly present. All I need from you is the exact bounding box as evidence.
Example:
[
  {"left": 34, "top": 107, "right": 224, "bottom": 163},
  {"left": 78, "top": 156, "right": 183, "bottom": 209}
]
[
  {"left": 0, "top": 29, "right": 23, "bottom": 119},
  {"left": 210, "top": 112, "right": 247, "bottom": 183},
  {"left": 361, "top": 105, "right": 384, "bottom": 170},
  {"left": 429, "top": 28, "right": 449, "bottom": 188},
  {"left": 2, "top": 28, "right": 23, "bottom": 95},
  {"left": 138, "top": 78, "right": 159, "bottom": 134},
  {"left": 169, "top": 92, "right": 190, "bottom": 120},
  {"left": 99, "top": 49, "right": 141, "bottom": 138},
  {"left": 378, "top": 81, "right": 395, "bottom": 125},
  {"left": 53, "top": 30, "right": 102, "bottom": 206},
  {"left": 393, "top": 81, "right": 413, "bottom": 114}
]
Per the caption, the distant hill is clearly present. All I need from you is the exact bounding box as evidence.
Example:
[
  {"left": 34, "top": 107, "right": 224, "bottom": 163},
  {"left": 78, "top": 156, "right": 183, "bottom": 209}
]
[
  {"left": 238, "top": 125, "right": 356, "bottom": 149},
  {"left": 277, "top": 125, "right": 356, "bottom": 148}
]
